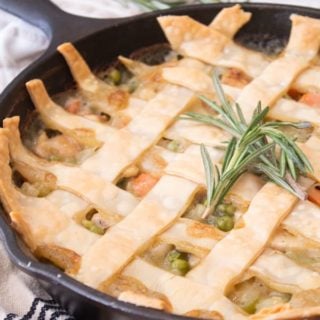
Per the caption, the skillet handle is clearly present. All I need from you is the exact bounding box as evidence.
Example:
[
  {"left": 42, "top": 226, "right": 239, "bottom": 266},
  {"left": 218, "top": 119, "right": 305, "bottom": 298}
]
[{"left": 0, "top": 0, "right": 125, "bottom": 55}]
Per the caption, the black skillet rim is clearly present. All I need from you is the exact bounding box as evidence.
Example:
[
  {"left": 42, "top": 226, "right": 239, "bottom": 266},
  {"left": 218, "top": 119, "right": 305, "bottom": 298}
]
[{"left": 0, "top": 2, "right": 320, "bottom": 320}]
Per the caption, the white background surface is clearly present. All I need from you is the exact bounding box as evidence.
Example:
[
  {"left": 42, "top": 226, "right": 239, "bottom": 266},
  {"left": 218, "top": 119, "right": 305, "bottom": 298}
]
[{"left": 0, "top": 0, "right": 319, "bottom": 318}]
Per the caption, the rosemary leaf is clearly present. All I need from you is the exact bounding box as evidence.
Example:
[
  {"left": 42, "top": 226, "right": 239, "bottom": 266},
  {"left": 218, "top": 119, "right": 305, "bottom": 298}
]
[
  {"left": 222, "top": 137, "right": 237, "bottom": 173},
  {"left": 257, "top": 164, "right": 307, "bottom": 200},
  {"left": 232, "top": 143, "right": 275, "bottom": 176},
  {"left": 286, "top": 152, "right": 297, "bottom": 181},
  {"left": 183, "top": 74, "right": 312, "bottom": 217},
  {"left": 199, "top": 95, "right": 232, "bottom": 124},
  {"left": 256, "top": 164, "right": 294, "bottom": 193},
  {"left": 181, "top": 112, "right": 239, "bottom": 136},
  {"left": 201, "top": 140, "right": 275, "bottom": 219},
  {"left": 285, "top": 172, "right": 308, "bottom": 200},
  {"left": 290, "top": 141, "right": 313, "bottom": 174},
  {"left": 212, "top": 75, "right": 239, "bottom": 129},
  {"left": 246, "top": 106, "right": 269, "bottom": 133},
  {"left": 265, "top": 121, "right": 312, "bottom": 129},
  {"left": 235, "top": 102, "right": 247, "bottom": 126},
  {"left": 280, "top": 149, "right": 286, "bottom": 178},
  {"left": 200, "top": 144, "right": 214, "bottom": 206}
]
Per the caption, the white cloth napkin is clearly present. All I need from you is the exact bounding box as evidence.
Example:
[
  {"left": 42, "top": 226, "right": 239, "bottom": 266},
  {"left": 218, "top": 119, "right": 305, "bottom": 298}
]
[
  {"left": 0, "top": 0, "right": 319, "bottom": 319},
  {"left": 0, "top": 0, "right": 146, "bottom": 91}
]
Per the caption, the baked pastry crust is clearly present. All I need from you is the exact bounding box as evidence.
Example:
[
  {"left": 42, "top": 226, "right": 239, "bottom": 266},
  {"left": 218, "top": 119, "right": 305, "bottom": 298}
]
[{"left": 1, "top": 5, "right": 320, "bottom": 320}]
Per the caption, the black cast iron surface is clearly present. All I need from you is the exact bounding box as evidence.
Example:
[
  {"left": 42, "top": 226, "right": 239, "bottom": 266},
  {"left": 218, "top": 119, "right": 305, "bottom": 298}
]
[{"left": 0, "top": 1, "right": 320, "bottom": 319}]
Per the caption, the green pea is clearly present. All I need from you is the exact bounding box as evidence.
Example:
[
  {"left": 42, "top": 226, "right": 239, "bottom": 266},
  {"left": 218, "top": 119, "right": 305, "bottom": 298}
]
[
  {"left": 167, "top": 250, "right": 183, "bottom": 263},
  {"left": 48, "top": 155, "right": 62, "bottom": 162},
  {"left": 225, "top": 203, "right": 236, "bottom": 216},
  {"left": 171, "top": 258, "right": 190, "bottom": 276},
  {"left": 167, "top": 140, "right": 180, "bottom": 152},
  {"left": 81, "top": 219, "right": 105, "bottom": 235},
  {"left": 128, "top": 79, "right": 138, "bottom": 93},
  {"left": 216, "top": 202, "right": 236, "bottom": 216},
  {"left": 81, "top": 219, "right": 92, "bottom": 228},
  {"left": 66, "top": 157, "right": 78, "bottom": 165},
  {"left": 91, "top": 224, "right": 105, "bottom": 235},
  {"left": 37, "top": 185, "right": 53, "bottom": 197},
  {"left": 20, "top": 182, "right": 39, "bottom": 197},
  {"left": 242, "top": 299, "right": 258, "bottom": 314},
  {"left": 216, "top": 215, "right": 234, "bottom": 232},
  {"left": 108, "top": 68, "right": 121, "bottom": 85},
  {"left": 217, "top": 203, "right": 227, "bottom": 213}
]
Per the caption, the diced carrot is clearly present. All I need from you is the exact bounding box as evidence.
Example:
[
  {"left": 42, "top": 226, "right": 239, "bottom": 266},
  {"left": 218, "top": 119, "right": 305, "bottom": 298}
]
[
  {"left": 127, "top": 173, "right": 159, "bottom": 198},
  {"left": 111, "top": 114, "right": 131, "bottom": 129},
  {"left": 108, "top": 89, "right": 129, "bottom": 109},
  {"left": 308, "top": 184, "right": 320, "bottom": 206},
  {"left": 287, "top": 88, "right": 303, "bottom": 101},
  {"left": 65, "top": 98, "right": 82, "bottom": 114},
  {"left": 299, "top": 92, "right": 320, "bottom": 108},
  {"left": 220, "top": 68, "right": 251, "bottom": 88}
]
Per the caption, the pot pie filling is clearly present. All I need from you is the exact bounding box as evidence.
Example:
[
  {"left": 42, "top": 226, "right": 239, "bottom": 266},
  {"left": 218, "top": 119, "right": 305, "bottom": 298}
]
[{"left": 2, "top": 4, "right": 320, "bottom": 320}]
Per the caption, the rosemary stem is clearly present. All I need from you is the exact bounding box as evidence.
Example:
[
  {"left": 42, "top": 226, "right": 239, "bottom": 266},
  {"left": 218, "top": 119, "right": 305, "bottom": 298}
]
[
  {"left": 285, "top": 172, "right": 307, "bottom": 200},
  {"left": 193, "top": 74, "right": 313, "bottom": 217}
]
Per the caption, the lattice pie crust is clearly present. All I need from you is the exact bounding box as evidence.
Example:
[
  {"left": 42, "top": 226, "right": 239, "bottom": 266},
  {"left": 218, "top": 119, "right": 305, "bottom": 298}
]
[{"left": 1, "top": 4, "right": 320, "bottom": 320}]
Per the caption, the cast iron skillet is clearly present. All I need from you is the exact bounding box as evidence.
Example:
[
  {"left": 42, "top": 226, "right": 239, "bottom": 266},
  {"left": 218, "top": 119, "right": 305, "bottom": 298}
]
[{"left": 0, "top": 1, "right": 320, "bottom": 320}]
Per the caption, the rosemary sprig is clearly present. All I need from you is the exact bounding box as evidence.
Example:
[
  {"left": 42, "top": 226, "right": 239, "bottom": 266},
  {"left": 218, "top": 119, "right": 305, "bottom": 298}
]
[{"left": 183, "top": 74, "right": 313, "bottom": 218}]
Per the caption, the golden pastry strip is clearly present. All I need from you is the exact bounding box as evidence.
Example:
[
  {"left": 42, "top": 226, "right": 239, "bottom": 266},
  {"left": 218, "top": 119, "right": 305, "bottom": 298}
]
[
  {"left": 269, "top": 98, "right": 320, "bottom": 125},
  {"left": 162, "top": 65, "right": 215, "bottom": 93},
  {"left": 255, "top": 306, "right": 320, "bottom": 320},
  {"left": 158, "top": 15, "right": 269, "bottom": 78},
  {"left": 28, "top": 72, "right": 195, "bottom": 183},
  {"left": 0, "top": 131, "right": 99, "bottom": 257},
  {"left": 165, "top": 144, "right": 223, "bottom": 185},
  {"left": 80, "top": 84, "right": 194, "bottom": 182},
  {"left": 58, "top": 43, "right": 129, "bottom": 116},
  {"left": 2, "top": 6, "right": 320, "bottom": 320},
  {"left": 237, "top": 57, "right": 307, "bottom": 121},
  {"left": 187, "top": 183, "right": 298, "bottom": 293},
  {"left": 282, "top": 200, "right": 320, "bottom": 243},
  {"left": 162, "top": 64, "right": 320, "bottom": 129},
  {"left": 299, "top": 135, "right": 320, "bottom": 182},
  {"left": 4, "top": 117, "right": 139, "bottom": 217},
  {"left": 76, "top": 175, "right": 198, "bottom": 287},
  {"left": 45, "top": 189, "right": 89, "bottom": 218},
  {"left": 157, "top": 174, "right": 265, "bottom": 255},
  {"left": 236, "top": 14, "right": 320, "bottom": 121},
  {"left": 164, "top": 119, "right": 229, "bottom": 147},
  {"left": 292, "top": 65, "right": 320, "bottom": 92},
  {"left": 124, "top": 258, "right": 247, "bottom": 319},
  {"left": 209, "top": 4, "right": 251, "bottom": 38},
  {"left": 250, "top": 249, "right": 320, "bottom": 294},
  {"left": 158, "top": 217, "right": 222, "bottom": 257},
  {"left": 26, "top": 79, "right": 110, "bottom": 137},
  {"left": 211, "top": 5, "right": 320, "bottom": 94},
  {"left": 158, "top": 197, "right": 320, "bottom": 296},
  {"left": 161, "top": 65, "right": 231, "bottom": 146}
]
